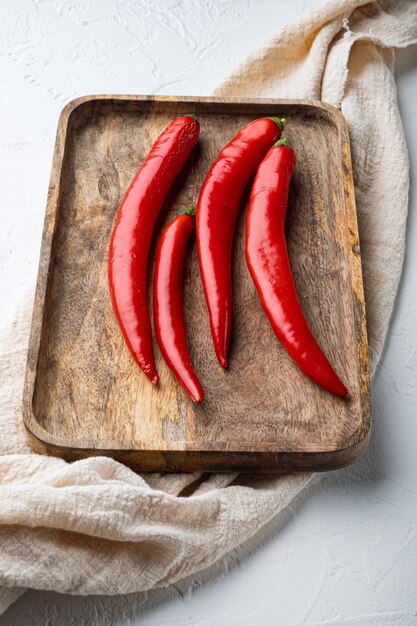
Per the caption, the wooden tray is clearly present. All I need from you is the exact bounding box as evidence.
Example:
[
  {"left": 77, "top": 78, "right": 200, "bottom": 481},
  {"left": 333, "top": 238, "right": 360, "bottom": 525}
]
[{"left": 23, "top": 95, "right": 371, "bottom": 473}]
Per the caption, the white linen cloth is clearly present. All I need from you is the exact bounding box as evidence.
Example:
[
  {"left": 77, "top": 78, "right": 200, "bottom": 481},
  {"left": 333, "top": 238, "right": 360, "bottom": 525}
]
[{"left": 1, "top": 0, "right": 416, "bottom": 615}]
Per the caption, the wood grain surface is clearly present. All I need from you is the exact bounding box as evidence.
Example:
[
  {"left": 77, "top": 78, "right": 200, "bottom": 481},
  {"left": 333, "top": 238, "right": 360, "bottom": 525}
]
[{"left": 23, "top": 95, "right": 371, "bottom": 472}]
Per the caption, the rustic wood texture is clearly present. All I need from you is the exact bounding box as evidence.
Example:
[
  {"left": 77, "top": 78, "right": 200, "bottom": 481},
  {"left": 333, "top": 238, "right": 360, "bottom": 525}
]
[{"left": 23, "top": 95, "right": 371, "bottom": 472}]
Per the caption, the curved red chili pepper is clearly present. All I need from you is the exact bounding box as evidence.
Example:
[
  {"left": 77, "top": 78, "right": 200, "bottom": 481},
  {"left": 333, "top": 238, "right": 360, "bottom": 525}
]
[
  {"left": 108, "top": 116, "right": 199, "bottom": 384},
  {"left": 246, "top": 138, "right": 348, "bottom": 397},
  {"left": 153, "top": 207, "right": 204, "bottom": 403},
  {"left": 196, "top": 116, "right": 284, "bottom": 367}
]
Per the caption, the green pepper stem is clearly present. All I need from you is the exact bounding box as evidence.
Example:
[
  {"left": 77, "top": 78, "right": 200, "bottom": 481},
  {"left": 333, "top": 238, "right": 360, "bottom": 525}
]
[
  {"left": 183, "top": 205, "right": 196, "bottom": 217},
  {"left": 274, "top": 137, "right": 291, "bottom": 148},
  {"left": 269, "top": 116, "right": 285, "bottom": 131}
]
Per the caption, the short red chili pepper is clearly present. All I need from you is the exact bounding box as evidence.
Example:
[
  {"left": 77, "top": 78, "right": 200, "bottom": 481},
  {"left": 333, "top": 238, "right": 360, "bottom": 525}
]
[
  {"left": 153, "top": 207, "right": 204, "bottom": 403},
  {"left": 196, "top": 116, "right": 284, "bottom": 368},
  {"left": 108, "top": 116, "right": 199, "bottom": 384},
  {"left": 246, "top": 138, "right": 348, "bottom": 397}
]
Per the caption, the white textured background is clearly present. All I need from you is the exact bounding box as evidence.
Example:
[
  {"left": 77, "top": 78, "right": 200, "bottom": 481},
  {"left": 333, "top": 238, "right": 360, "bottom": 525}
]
[{"left": 1, "top": 1, "right": 417, "bottom": 624}]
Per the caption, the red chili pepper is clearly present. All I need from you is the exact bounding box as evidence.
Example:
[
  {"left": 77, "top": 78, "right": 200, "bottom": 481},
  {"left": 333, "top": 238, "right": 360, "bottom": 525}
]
[
  {"left": 153, "top": 207, "right": 204, "bottom": 403},
  {"left": 196, "top": 117, "right": 284, "bottom": 368},
  {"left": 246, "top": 138, "right": 348, "bottom": 397},
  {"left": 108, "top": 116, "right": 199, "bottom": 384}
]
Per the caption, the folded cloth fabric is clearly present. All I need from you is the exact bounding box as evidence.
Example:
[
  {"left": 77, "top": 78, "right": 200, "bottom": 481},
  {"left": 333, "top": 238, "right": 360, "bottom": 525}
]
[{"left": 1, "top": 0, "right": 416, "bottom": 615}]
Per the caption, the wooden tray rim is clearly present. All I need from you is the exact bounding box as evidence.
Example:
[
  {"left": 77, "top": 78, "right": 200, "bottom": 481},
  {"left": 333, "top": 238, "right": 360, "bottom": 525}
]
[{"left": 23, "top": 94, "right": 372, "bottom": 470}]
